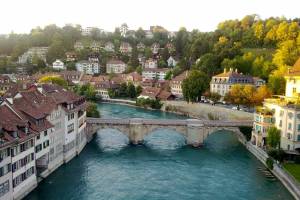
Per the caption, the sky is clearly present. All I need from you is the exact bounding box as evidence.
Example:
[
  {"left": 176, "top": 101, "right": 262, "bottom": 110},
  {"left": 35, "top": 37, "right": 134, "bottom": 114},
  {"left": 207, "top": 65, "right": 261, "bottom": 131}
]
[{"left": 1, "top": 0, "right": 299, "bottom": 34}]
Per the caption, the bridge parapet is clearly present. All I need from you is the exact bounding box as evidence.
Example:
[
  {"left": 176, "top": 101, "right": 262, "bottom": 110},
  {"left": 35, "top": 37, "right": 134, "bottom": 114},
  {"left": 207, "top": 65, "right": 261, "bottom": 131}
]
[{"left": 86, "top": 118, "right": 252, "bottom": 147}]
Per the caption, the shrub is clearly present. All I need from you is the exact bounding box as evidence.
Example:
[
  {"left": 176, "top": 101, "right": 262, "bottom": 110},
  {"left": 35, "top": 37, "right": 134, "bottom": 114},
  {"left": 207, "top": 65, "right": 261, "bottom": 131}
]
[
  {"left": 266, "top": 158, "right": 274, "bottom": 170},
  {"left": 136, "top": 98, "right": 162, "bottom": 109},
  {"left": 267, "top": 149, "right": 285, "bottom": 162},
  {"left": 86, "top": 102, "right": 100, "bottom": 118}
]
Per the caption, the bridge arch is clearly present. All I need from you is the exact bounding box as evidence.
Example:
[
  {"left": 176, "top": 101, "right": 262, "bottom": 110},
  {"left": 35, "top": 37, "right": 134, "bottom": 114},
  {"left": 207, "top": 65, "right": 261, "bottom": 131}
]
[
  {"left": 203, "top": 127, "right": 247, "bottom": 144},
  {"left": 142, "top": 125, "right": 188, "bottom": 138}
]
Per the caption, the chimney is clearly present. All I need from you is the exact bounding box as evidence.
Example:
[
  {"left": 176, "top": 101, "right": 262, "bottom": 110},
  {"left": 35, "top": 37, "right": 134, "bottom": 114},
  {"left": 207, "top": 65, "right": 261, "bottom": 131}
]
[
  {"left": 235, "top": 68, "right": 238, "bottom": 73},
  {"left": 229, "top": 68, "right": 233, "bottom": 72},
  {"left": 288, "top": 67, "right": 291, "bottom": 74},
  {"left": 224, "top": 68, "right": 227, "bottom": 73}
]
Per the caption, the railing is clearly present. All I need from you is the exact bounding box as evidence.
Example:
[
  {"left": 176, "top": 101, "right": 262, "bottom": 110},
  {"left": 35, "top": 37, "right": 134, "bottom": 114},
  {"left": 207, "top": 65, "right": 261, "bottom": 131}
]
[{"left": 86, "top": 118, "right": 253, "bottom": 127}]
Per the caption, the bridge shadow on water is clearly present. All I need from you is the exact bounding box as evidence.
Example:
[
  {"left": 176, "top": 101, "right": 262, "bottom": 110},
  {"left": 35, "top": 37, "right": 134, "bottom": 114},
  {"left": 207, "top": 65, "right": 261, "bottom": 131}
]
[{"left": 95, "top": 128, "right": 243, "bottom": 154}]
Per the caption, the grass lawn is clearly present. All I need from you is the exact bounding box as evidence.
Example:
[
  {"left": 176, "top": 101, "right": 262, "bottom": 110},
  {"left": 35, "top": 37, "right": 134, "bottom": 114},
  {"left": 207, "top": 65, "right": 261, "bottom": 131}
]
[{"left": 283, "top": 163, "right": 300, "bottom": 182}]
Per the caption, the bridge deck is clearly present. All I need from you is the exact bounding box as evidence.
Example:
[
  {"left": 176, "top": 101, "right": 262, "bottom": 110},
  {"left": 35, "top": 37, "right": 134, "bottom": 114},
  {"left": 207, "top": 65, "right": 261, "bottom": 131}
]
[{"left": 87, "top": 118, "right": 253, "bottom": 127}]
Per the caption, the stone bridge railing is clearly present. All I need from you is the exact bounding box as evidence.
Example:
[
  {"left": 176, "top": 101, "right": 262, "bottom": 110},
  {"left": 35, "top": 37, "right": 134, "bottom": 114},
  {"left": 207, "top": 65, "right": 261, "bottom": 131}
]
[{"left": 86, "top": 118, "right": 253, "bottom": 147}]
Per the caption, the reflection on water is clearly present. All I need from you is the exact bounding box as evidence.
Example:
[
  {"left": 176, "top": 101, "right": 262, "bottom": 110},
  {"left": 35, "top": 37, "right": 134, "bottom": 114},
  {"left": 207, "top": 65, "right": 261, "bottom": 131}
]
[
  {"left": 96, "top": 129, "right": 129, "bottom": 152},
  {"left": 144, "top": 129, "right": 186, "bottom": 151}
]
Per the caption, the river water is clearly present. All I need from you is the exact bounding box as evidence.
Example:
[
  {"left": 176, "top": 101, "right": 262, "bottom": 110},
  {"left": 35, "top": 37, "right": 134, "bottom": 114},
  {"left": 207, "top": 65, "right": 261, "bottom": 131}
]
[{"left": 26, "top": 103, "right": 293, "bottom": 200}]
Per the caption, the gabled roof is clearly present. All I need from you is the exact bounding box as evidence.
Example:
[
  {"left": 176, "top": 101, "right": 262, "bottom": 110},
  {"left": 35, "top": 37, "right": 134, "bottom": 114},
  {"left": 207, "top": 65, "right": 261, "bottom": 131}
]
[{"left": 286, "top": 57, "right": 300, "bottom": 76}]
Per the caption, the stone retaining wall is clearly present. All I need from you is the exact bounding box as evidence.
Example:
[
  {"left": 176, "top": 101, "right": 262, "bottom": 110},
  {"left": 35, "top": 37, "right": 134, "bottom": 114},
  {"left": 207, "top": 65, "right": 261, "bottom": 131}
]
[
  {"left": 162, "top": 101, "right": 253, "bottom": 120},
  {"left": 246, "top": 142, "right": 300, "bottom": 200}
]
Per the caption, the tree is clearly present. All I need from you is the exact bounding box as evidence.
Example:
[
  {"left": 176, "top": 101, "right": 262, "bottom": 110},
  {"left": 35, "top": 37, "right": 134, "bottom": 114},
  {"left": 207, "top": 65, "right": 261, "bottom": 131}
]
[
  {"left": 267, "top": 126, "right": 281, "bottom": 149},
  {"left": 208, "top": 92, "right": 221, "bottom": 103},
  {"left": 136, "top": 66, "right": 142, "bottom": 75},
  {"left": 119, "top": 83, "right": 128, "bottom": 97},
  {"left": 195, "top": 53, "right": 219, "bottom": 76},
  {"left": 164, "top": 71, "right": 173, "bottom": 80},
  {"left": 126, "top": 83, "right": 136, "bottom": 98},
  {"left": 77, "top": 84, "right": 97, "bottom": 101},
  {"left": 224, "top": 84, "right": 244, "bottom": 107},
  {"left": 253, "top": 85, "right": 272, "bottom": 105},
  {"left": 86, "top": 102, "right": 100, "bottom": 118},
  {"left": 38, "top": 76, "right": 68, "bottom": 88},
  {"left": 268, "top": 75, "right": 286, "bottom": 95},
  {"left": 136, "top": 85, "right": 143, "bottom": 96},
  {"left": 182, "top": 70, "right": 209, "bottom": 102}
]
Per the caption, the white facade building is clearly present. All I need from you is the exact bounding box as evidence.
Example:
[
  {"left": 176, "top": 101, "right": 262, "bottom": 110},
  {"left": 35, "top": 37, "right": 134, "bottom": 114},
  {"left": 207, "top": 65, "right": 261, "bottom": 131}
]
[
  {"left": 251, "top": 58, "right": 300, "bottom": 154},
  {"left": 76, "top": 60, "right": 100, "bottom": 75},
  {"left": 210, "top": 68, "right": 254, "bottom": 97},
  {"left": 144, "top": 59, "right": 158, "bottom": 69},
  {"left": 106, "top": 60, "right": 127, "bottom": 74},
  {"left": 142, "top": 68, "right": 169, "bottom": 81},
  {"left": 52, "top": 59, "right": 65, "bottom": 70},
  {"left": 167, "top": 56, "right": 177, "bottom": 67}
]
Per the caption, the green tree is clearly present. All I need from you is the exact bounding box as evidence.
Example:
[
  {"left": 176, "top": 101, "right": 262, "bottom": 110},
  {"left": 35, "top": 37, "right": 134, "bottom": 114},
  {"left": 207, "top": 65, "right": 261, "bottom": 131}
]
[
  {"left": 86, "top": 102, "right": 100, "bottom": 118},
  {"left": 126, "top": 83, "right": 136, "bottom": 98},
  {"left": 267, "top": 126, "right": 281, "bottom": 149},
  {"left": 268, "top": 75, "right": 286, "bottom": 95},
  {"left": 182, "top": 70, "right": 209, "bottom": 102},
  {"left": 136, "top": 85, "right": 143, "bottom": 96},
  {"left": 195, "top": 53, "right": 219, "bottom": 76},
  {"left": 164, "top": 71, "right": 173, "bottom": 80}
]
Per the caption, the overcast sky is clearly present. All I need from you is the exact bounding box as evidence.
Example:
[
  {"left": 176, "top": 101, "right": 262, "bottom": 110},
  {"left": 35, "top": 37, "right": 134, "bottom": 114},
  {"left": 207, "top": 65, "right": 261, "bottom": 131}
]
[{"left": 1, "top": 0, "right": 299, "bottom": 34}]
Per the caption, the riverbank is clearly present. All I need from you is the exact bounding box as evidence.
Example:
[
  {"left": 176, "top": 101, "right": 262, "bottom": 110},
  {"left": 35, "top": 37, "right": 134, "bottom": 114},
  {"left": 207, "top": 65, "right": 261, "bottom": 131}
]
[
  {"left": 246, "top": 143, "right": 300, "bottom": 200},
  {"left": 162, "top": 100, "right": 253, "bottom": 120},
  {"left": 101, "top": 98, "right": 253, "bottom": 120}
]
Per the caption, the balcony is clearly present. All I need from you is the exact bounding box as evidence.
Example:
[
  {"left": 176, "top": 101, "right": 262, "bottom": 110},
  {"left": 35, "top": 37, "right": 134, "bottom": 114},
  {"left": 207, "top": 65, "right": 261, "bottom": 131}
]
[{"left": 264, "top": 96, "right": 300, "bottom": 109}]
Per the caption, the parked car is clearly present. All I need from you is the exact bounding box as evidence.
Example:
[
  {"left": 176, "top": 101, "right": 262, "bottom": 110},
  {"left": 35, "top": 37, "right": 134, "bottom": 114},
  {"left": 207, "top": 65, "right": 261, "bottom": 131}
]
[{"left": 232, "top": 106, "right": 238, "bottom": 110}]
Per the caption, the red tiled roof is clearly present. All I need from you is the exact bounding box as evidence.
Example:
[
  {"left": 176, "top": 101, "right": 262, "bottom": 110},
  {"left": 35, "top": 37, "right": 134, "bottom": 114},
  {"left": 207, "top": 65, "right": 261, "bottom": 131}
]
[{"left": 107, "top": 60, "right": 125, "bottom": 65}]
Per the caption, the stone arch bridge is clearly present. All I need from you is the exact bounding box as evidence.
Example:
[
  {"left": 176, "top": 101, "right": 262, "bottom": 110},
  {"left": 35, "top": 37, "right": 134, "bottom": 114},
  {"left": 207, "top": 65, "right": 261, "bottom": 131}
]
[{"left": 86, "top": 118, "right": 253, "bottom": 147}]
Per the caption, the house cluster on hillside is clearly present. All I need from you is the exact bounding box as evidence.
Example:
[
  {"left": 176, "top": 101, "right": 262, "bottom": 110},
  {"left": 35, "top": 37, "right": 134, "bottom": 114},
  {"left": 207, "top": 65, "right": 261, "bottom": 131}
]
[
  {"left": 18, "top": 47, "right": 49, "bottom": 64},
  {"left": 0, "top": 83, "right": 87, "bottom": 200},
  {"left": 251, "top": 58, "right": 300, "bottom": 156}
]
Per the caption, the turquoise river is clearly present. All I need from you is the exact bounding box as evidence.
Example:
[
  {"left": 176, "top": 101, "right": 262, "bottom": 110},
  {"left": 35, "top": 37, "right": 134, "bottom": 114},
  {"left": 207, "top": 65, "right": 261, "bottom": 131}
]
[{"left": 25, "top": 103, "right": 293, "bottom": 200}]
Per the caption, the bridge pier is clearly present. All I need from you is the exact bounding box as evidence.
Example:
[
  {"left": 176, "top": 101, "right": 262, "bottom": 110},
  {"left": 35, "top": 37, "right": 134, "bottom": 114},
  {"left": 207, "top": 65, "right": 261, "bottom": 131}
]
[
  {"left": 186, "top": 120, "right": 205, "bottom": 147},
  {"left": 129, "top": 119, "right": 145, "bottom": 145}
]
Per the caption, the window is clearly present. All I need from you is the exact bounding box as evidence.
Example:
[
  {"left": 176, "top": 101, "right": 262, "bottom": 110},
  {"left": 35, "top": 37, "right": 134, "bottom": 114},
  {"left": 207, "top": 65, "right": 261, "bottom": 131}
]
[
  {"left": 43, "top": 140, "right": 49, "bottom": 148},
  {"left": 36, "top": 134, "right": 40, "bottom": 140},
  {"left": 298, "top": 124, "right": 300, "bottom": 132},
  {"left": 298, "top": 135, "right": 300, "bottom": 141},
  {"left": 293, "top": 87, "right": 297, "bottom": 93},
  {"left": 288, "top": 123, "right": 292, "bottom": 130},
  {"left": 68, "top": 113, "right": 75, "bottom": 121},
  {"left": 288, "top": 112, "right": 294, "bottom": 119},
  {"left": 279, "top": 120, "right": 282, "bottom": 127},
  {"left": 0, "top": 180, "right": 9, "bottom": 197},
  {"left": 67, "top": 124, "right": 74, "bottom": 134},
  {"left": 35, "top": 144, "right": 42, "bottom": 153},
  {"left": 297, "top": 113, "right": 300, "bottom": 120},
  {"left": 44, "top": 130, "right": 47, "bottom": 137},
  {"left": 280, "top": 110, "right": 284, "bottom": 117}
]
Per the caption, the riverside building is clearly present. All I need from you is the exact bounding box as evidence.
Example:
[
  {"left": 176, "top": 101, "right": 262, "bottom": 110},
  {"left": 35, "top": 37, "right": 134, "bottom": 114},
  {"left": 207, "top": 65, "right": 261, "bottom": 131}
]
[
  {"left": 251, "top": 58, "right": 300, "bottom": 155},
  {"left": 0, "top": 83, "right": 87, "bottom": 200}
]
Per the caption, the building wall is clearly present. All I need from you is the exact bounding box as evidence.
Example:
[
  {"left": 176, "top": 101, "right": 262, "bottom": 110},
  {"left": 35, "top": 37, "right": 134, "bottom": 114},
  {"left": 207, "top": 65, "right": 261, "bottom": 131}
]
[
  {"left": 264, "top": 102, "right": 300, "bottom": 151},
  {"left": 11, "top": 139, "right": 37, "bottom": 200},
  {"left": 285, "top": 77, "right": 300, "bottom": 98},
  {"left": 47, "top": 106, "right": 64, "bottom": 174},
  {"left": 0, "top": 147, "right": 13, "bottom": 200},
  {"left": 106, "top": 64, "right": 126, "bottom": 74}
]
